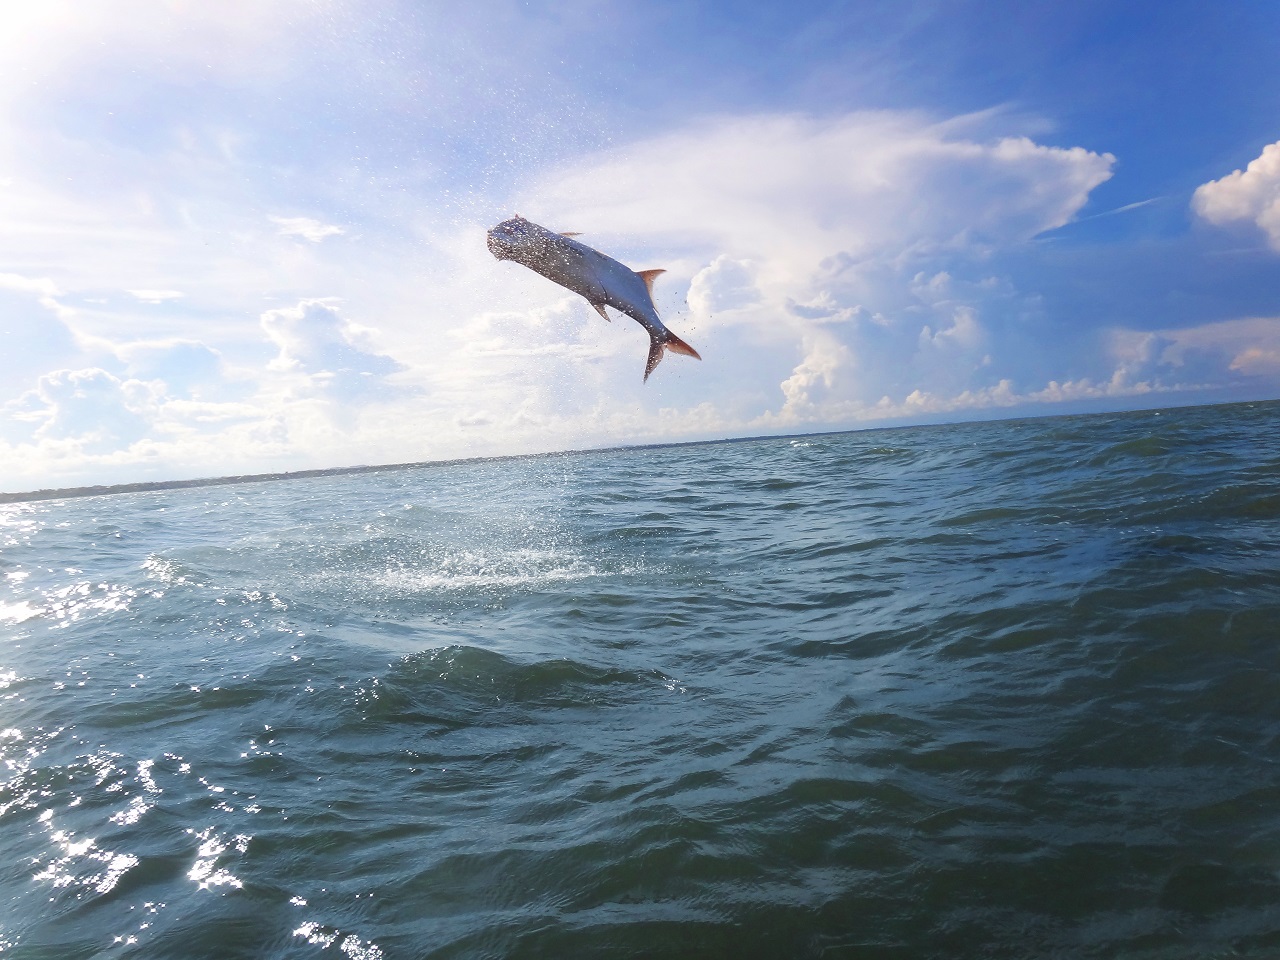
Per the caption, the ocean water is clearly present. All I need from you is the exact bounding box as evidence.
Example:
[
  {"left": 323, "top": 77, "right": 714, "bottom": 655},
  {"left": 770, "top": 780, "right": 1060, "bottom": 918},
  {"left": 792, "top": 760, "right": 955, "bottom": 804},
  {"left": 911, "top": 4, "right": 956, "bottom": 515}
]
[{"left": 2, "top": 400, "right": 1279, "bottom": 959}]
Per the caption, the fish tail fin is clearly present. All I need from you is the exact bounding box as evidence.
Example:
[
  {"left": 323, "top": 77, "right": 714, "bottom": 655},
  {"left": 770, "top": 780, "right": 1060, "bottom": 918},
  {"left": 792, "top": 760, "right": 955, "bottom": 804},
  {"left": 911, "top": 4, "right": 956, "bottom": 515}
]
[
  {"left": 663, "top": 330, "right": 702, "bottom": 361},
  {"left": 643, "top": 329, "right": 702, "bottom": 382},
  {"left": 644, "top": 334, "right": 665, "bottom": 382}
]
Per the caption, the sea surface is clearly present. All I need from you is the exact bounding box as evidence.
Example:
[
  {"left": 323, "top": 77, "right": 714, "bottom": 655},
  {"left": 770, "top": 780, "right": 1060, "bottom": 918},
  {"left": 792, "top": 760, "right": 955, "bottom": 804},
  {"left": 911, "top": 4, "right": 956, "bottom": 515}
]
[{"left": 2, "top": 401, "right": 1279, "bottom": 959}]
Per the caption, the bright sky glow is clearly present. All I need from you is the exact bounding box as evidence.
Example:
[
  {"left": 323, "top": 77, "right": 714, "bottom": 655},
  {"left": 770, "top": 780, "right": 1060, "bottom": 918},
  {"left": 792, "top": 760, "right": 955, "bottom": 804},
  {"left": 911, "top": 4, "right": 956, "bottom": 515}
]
[{"left": 2, "top": 0, "right": 1279, "bottom": 492}]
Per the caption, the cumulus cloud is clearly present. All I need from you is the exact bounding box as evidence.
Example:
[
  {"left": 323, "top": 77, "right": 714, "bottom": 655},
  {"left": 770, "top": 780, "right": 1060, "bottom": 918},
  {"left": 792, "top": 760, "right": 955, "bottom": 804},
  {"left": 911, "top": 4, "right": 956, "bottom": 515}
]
[
  {"left": 260, "top": 298, "right": 404, "bottom": 399},
  {"left": 270, "top": 216, "right": 345, "bottom": 243},
  {"left": 769, "top": 313, "right": 1280, "bottom": 429},
  {"left": 888, "top": 315, "right": 1280, "bottom": 418},
  {"left": 529, "top": 112, "right": 1114, "bottom": 267},
  {"left": 10, "top": 80, "right": 1263, "bottom": 494},
  {"left": 786, "top": 291, "right": 861, "bottom": 324},
  {"left": 520, "top": 111, "right": 1114, "bottom": 426},
  {"left": 777, "top": 330, "right": 851, "bottom": 419},
  {"left": 687, "top": 256, "right": 762, "bottom": 318},
  {"left": 114, "top": 339, "right": 226, "bottom": 394},
  {"left": 10, "top": 96, "right": 1263, "bottom": 496},
  {"left": 1149, "top": 316, "right": 1280, "bottom": 378},
  {"left": 920, "top": 305, "right": 984, "bottom": 351},
  {"left": 0, "top": 274, "right": 87, "bottom": 406},
  {"left": 1192, "top": 140, "right": 1280, "bottom": 251},
  {"left": 4, "top": 368, "right": 157, "bottom": 454}
]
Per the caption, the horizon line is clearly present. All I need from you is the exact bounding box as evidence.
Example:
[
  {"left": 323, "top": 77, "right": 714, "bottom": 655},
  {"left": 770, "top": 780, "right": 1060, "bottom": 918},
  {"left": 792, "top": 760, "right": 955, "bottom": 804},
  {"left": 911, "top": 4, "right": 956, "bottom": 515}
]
[{"left": 1, "top": 396, "right": 1273, "bottom": 505}]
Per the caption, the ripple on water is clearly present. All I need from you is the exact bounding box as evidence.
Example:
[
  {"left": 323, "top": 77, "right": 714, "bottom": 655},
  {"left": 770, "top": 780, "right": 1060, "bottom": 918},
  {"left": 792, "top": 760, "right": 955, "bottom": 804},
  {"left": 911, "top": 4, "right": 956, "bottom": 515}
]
[{"left": 1, "top": 402, "right": 1278, "bottom": 957}]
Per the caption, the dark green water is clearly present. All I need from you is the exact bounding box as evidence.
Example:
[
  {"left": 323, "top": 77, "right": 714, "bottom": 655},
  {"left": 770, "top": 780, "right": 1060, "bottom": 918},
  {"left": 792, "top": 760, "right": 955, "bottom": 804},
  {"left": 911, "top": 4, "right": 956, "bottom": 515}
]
[{"left": 2, "top": 401, "right": 1279, "bottom": 958}]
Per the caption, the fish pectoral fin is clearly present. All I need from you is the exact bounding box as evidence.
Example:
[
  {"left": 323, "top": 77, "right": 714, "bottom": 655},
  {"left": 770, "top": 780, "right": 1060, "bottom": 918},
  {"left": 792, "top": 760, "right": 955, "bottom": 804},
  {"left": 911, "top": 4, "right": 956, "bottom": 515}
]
[
  {"left": 590, "top": 302, "right": 610, "bottom": 322},
  {"left": 560, "top": 231, "right": 582, "bottom": 237},
  {"left": 636, "top": 269, "right": 666, "bottom": 297}
]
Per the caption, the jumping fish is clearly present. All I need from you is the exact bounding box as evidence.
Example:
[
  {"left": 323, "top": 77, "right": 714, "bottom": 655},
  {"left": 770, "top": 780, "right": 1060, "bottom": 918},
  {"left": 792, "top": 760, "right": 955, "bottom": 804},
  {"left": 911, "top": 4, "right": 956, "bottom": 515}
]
[{"left": 486, "top": 215, "right": 701, "bottom": 381}]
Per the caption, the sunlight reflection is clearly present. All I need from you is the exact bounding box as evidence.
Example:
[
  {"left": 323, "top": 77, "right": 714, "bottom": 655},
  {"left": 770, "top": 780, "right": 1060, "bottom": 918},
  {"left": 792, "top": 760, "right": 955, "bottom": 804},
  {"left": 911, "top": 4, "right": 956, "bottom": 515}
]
[
  {"left": 34, "top": 810, "right": 139, "bottom": 896},
  {"left": 186, "top": 826, "right": 247, "bottom": 890},
  {"left": 293, "top": 921, "right": 385, "bottom": 959},
  {"left": 0, "top": 601, "right": 40, "bottom": 623}
]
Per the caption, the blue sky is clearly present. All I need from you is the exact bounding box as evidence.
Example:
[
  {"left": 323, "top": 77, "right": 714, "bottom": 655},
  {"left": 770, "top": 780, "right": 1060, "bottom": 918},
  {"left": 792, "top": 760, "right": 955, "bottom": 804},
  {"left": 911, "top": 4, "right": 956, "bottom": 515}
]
[{"left": 2, "top": 0, "right": 1279, "bottom": 492}]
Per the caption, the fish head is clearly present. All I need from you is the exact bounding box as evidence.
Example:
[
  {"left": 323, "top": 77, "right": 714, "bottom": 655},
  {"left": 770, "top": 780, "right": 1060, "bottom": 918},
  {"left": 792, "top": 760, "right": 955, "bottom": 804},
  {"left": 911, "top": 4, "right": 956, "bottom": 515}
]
[{"left": 486, "top": 215, "right": 536, "bottom": 261}]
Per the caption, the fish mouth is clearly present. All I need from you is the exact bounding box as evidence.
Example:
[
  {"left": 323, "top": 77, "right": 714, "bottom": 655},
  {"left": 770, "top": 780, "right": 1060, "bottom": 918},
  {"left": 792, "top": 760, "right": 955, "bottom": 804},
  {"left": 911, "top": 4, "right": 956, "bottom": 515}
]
[
  {"left": 486, "top": 230, "right": 511, "bottom": 260},
  {"left": 487, "top": 217, "right": 527, "bottom": 260}
]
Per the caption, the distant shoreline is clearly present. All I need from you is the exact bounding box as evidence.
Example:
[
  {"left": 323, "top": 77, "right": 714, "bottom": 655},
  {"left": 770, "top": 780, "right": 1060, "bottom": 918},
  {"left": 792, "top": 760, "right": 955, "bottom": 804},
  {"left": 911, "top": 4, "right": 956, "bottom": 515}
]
[
  {"left": 0, "top": 450, "right": 586, "bottom": 506},
  {"left": 3, "top": 397, "right": 1273, "bottom": 505},
  {"left": 0, "top": 438, "right": 739, "bottom": 505}
]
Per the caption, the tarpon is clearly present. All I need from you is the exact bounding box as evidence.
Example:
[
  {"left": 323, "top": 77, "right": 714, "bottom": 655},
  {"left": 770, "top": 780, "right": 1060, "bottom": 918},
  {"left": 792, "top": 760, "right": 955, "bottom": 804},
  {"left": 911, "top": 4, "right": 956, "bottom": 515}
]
[{"left": 486, "top": 215, "right": 701, "bottom": 381}]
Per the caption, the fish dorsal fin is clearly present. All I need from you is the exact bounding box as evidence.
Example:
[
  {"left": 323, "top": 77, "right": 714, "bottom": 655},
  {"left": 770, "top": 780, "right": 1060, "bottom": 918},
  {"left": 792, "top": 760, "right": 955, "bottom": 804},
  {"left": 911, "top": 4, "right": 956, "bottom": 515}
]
[
  {"left": 590, "top": 302, "right": 610, "bottom": 322},
  {"left": 636, "top": 269, "right": 666, "bottom": 297},
  {"left": 560, "top": 231, "right": 582, "bottom": 237}
]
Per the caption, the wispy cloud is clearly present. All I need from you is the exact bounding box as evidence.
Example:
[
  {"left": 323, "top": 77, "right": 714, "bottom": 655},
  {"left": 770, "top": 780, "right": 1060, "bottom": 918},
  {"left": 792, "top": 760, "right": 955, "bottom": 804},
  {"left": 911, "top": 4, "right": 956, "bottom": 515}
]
[
  {"left": 128, "top": 289, "right": 185, "bottom": 304},
  {"left": 0, "top": 273, "right": 61, "bottom": 298},
  {"left": 1074, "top": 196, "right": 1166, "bottom": 222},
  {"left": 270, "top": 217, "right": 345, "bottom": 243}
]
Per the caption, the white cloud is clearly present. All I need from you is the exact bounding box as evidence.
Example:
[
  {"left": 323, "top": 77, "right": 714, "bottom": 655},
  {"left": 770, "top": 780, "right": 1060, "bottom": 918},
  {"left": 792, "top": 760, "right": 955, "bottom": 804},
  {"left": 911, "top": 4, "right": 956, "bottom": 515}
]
[
  {"left": 128, "top": 289, "right": 185, "bottom": 303},
  {"left": 0, "top": 274, "right": 87, "bottom": 404},
  {"left": 0, "top": 106, "right": 1131, "bottom": 490},
  {"left": 1151, "top": 316, "right": 1280, "bottom": 377},
  {"left": 114, "top": 339, "right": 227, "bottom": 393},
  {"left": 777, "top": 329, "right": 851, "bottom": 419},
  {"left": 2, "top": 0, "right": 1278, "bottom": 497},
  {"left": 270, "top": 216, "right": 345, "bottom": 243},
  {"left": 526, "top": 112, "right": 1114, "bottom": 269},
  {"left": 785, "top": 291, "right": 862, "bottom": 324},
  {"left": 758, "top": 313, "right": 1280, "bottom": 430},
  {"left": 519, "top": 110, "right": 1113, "bottom": 425},
  {"left": 0, "top": 273, "right": 61, "bottom": 298},
  {"left": 920, "top": 305, "right": 983, "bottom": 351},
  {"left": 1192, "top": 140, "right": 1280, "bottom": 251},
  {"left": 4, "top": 368, "right": 157, "bottom": 454},
  {"left": 12, "top": 75, "right": 1268, "bottom": 494},
  {"left": 687, "top": 256, "right": 762, "bottom": 318},
  {"left": 0, "top": 272, "right": 73, "bottom": 320},
  {"left": 260, "top": 298, "right": 405, "bottom": 400}
]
